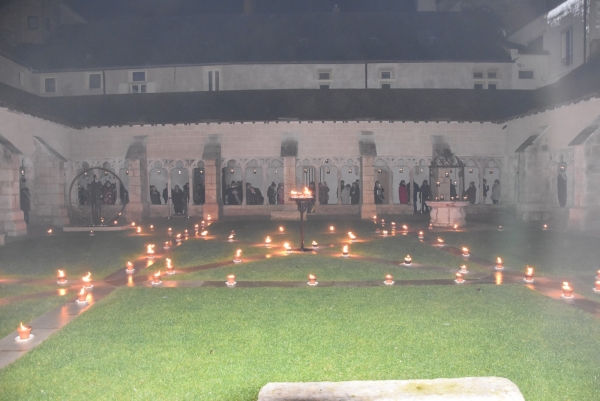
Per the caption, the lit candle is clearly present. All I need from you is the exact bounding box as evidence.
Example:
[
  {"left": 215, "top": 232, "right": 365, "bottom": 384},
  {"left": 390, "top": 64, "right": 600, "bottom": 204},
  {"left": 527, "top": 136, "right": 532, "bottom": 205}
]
[
  {"left": 542, "top": 224, "right": 548, "bottom": 231},
  {"left": 455, "top": 272, "right": 465, "bottom": 284},
  {"left": 402, "top": 224, "right": 408, "bottom": 233},
  {"left": 562, "top": 282, "right": 573, "bottom": 298},
  {"left": 201, "top": 230, "right": 208, "bottom": 238},
  {"left": 200, "top": 220, "right": 206, "bottom": 229},
  {"left": 428, "top": 223, "right": 433, "bottom": 230},
  {"left": 384, "top": 274, "right": 394, "bottom": 285},
  {"left": 437, "top": 238, "right": 444, "bottom": 247},
  {"left": 184, "top": 230, "right": 189, "bottom": 237},
  {"left": 381, "top": 219, "right": 385, "bottom": 227},
  {"left": 440, "top": 195, "right": 445, "bottom": 201},
  {"left": 404, "top": 255, "right": 412, "bottom": 266},
  {"left": 125, "top": 261, "right": 134, "bottom": 272},
  {"left": 461, "top": 247, "right": 470, "bottom": 256},
  {"left": 227, "top": 274, "right": 236, "bottom": 286},
  {"left": 348, "top": 232, "right": 356, "bottom": 242},
  {"left": 308, "top": 274, "right": 317, "bottom": 286},
  {"left": 495, "top": 257, "right": 503, "bottom": 270},
  {"left": 137, "top": 226, "right": 141, "bottom": 234},
  {"left": 168, "top": 227, "right": 173, "bottom": 236},
  {"left": 57, "top": 269, "right": 67, "bottom": 284},
  {"left": 234, "top": 249, "right": 242, "bottom": 263},
  {"left": 150, "top": 225, "right": 154, "bottom": 231},
  {"left": 176, "top": 233, "right": 182, "bottom": 242},
  {"left": 391, "top": 222, "right": 396, "bottom": 229},
  {"left": 595, "top": 280, "right": 600, "bottom": 292},
  {"left": 524, "top": 266, "right": 534, "bottom": 282},
  {"left": 113, "top": 220, "right": 118, "bottom": 225},
  {"left": 77, "top": 287, "right": 88, "bottom": 303},
  {"left": 147, "top": 244, "right": 155, "bottom": 259},
  {"left": 152, "top": 271, "right": 162, "bottom": 285},
  {"left": 82, "top": 272, "right": 93, "bottom": 289},
  {"left": 17, "top": 322, "right": 32, "bottom": 341},
  {"left": 47, "top": 228, "right": 53, "bottom": 235},
  {"left": 284, "top": 243, "right": 292, "bottom": 254},
  {"left": 342, "top": 245, "right": 349, "bottom": 257},
  {"left": 453, "top": 224, "right": 458, "bottom": 231},
  {"left": 498, "top": 225, "right": 503, "bottom": 231},
  {"left": 207, "top": 215, "right": 211, "bottom": 221},
  {"left": 312, "top": 241, "right": 318, "bottom": 249},
  {"left": 329, "top": 225, "right": 335, "bottom": 233},
  {"left": 279, "top": 226, "right": 284, "bottom": 234},
  {"left": 166, "top": 258, "right": 174, "bottom": 275},
  {"left": 164, "top": 241, "right": 171, "bottom": 250},
  {"left": 228, "top": 234, "right": 235, "bottom": 242},
  {"left": 459, "top": 264, "right": 468, "bottom": 274},
  {"left": 131, "top": 222, "right": 136, "bottom": 227},
  {"left": 418, "top": 231, "right": 424, "bottom": 240},
  {"left": 265, "top": 236, "right": 272, "bottom": 247},
  {"left": 382, "top": 230, "right": 388, "bottom": 237}
]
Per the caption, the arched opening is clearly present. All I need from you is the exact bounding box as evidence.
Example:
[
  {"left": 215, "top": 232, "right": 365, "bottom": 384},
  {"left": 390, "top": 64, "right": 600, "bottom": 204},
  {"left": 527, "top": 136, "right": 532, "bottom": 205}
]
[
  {"left": 266, "top": 159, "right": 283, "bottom": 205},
  {"left": 245, "top": 160, "right": 264, "bottom": 205},
  {"left": 192, "top": 161, "right": 205, "bottom": 205},
  {"left": 149, "top": 161, "right": 168, "bottom": 204},
  {"left": 222, "top": 160, "right": 243, "bottom": 205}
]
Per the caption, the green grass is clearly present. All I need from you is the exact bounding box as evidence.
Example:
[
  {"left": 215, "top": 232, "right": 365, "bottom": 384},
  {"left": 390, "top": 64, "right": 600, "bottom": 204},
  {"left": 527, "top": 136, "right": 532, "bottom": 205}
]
[
  {"left": 0, "top": 286, "right": 598, "bottom": 401},
  {"left": 0, "top": 283, "right": 57, "bottom": 299},
  {"left": 0, "top": 296, "right": 68, "bottom": 339},
  {"left": 164, "top": 253, "right": 458, "bottom": 282}
]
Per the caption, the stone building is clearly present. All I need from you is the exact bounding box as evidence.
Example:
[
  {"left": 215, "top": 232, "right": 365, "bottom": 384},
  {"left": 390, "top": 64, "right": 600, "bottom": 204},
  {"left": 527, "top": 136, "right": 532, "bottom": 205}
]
[{"left": 0, "top": 0, "right": 599, "bottom": 237}]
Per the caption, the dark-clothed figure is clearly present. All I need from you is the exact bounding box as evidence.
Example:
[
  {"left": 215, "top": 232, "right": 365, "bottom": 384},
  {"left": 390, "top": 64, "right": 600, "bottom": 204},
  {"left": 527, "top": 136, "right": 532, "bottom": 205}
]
[
  {"left": 182, "top": 183, "right": 190, "bottom": 215},
  {"left": 450, "top": 182, "right": 457, "bottom": 199},
  {"left": 412, "top": 181, "right": 420, "bottom": 213},
  {"left": 483, "top": 179, "right": 489, "bottom": 204},
  {"left": 103, "top": 181, "right": 114, "bottom": 205},
  {"left": 226, "top": 181, "right": 240, "bottom": 205},
  {"left": 350, "top": 182, "right": 360, "bottom": 204},
  {"left": 236, "top": 181, "right": 244, "bottom": 204},
  {"left": 420, "top": 180, "right": 431, "bottom": 212},
  {"left": 277, "top": 183, "right": 284, "bottom": 204},
  {"left": 150, "top": 185, "right": 161, "bottom": 205},
  {"left": 466, "top": 182, "right": 477, "bottom": 205},
  {"left": 195, "top": 183, "right": 205, "bottom": 205},
  {"left": 491, "top": 179, "right": 501, "bottom": 205},
  {"left": 172, "top": 185, "right": 184, "bottom": 214},
  {"left": 20, "top": 187, "right": 31, "bottom": 224},
  {"left": 374, "top": 181, "right": 384, "bottom": 204},
  {"left": 557, "top": 173, "right": 566, "bottom": 207},
  {"left": 90, "top": 175, "right": 103, "bottom": 225},
  {"left": 246, "top": 183, "right": 264, "bottom": 205},
  {"left": 120, "top": 183, "right": 129, "bottom": 205},
  {"left": 398, "top": 180, "right": 408, "bottom": 204},
  {"left": 162, "top": 184, "right": 169, "bottom": 205},
  {"left": 267, "top": 182, "right": 277, "bottom": 205},
  {"left": 318, "top": 182, "right": 330, "bottom": 205},
  {"left": 78, "top": 185, "right": 86, "bottom": 206}
]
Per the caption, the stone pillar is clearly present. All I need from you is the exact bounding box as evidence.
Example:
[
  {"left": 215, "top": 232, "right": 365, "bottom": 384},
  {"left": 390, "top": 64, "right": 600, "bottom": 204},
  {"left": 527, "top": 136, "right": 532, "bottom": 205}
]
[
  {"left": 0, "top": 152, "right": 27, "bottom": 236},
  {"left": 32, "top": 139, "right": 69, "bottom": 227},
  {"left": 568, "top": 132, "right": 600, "bottom": 230},
  {"left": 203, "top": 159, "right": 219, "bottom": 221},
  {"left": 271, "top": 156, "right": 299, "bottom": 220},
  {"left": 124, "top": 159, "right": 144, "bottom": 222},
  {"left": 360, "top": 156, "right": 376, "bottom": 219}
]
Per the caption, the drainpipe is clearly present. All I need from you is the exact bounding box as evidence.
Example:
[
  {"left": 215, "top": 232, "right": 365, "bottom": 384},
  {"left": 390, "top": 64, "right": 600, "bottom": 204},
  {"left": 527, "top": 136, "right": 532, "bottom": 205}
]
[
  {"left": 583, "top": 0, "right": 588, "bottom": 62},
  {"left": 365, "top": 63, "right": 368, "bottom": 89}
]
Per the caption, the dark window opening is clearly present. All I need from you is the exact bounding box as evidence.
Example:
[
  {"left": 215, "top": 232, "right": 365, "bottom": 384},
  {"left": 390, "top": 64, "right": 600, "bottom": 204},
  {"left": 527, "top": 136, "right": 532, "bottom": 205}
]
[
  {"left": 381, "top": 83, "right": 391, "bottom": 89},
  {"left": 89, "top": 74, "right": 102, "bottom": 89},
  {"left": 488, "top": 83, "right": 497, "bottom": 90},
  {"left": 473, "top": 72, "right": 484, "bottom": 79},
  {"left": 474, "top": 83, "right": 484, "bottom": 90},
  {"left": 318, "top": 72, "right": 331, "bottom": 80},
  {"left": 518, "top": 71, "right": 534, "bottom": 79},
  {"left": 381, "top": 71, "right": 391, "bottom": 79},
  {"left": 44, "top": 78, "right": 56, "bottom": 93},
  {"left": 132, "top": 71, "right": 145, "bottom": 82},
  {"left": 319, "top": 84, "right": 330, "bottom": 90}
]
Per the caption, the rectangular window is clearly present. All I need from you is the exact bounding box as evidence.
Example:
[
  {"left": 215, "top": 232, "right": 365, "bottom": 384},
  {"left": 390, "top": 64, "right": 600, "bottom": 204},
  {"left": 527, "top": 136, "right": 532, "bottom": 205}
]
[
  {"left": 487, "top": 71, "right": 497, "bottom": 79},
  {"left": 518, "top": 70, "right": 534, "bottom": 79},
  {"left": 131, "top": 84, "right": 147, "bottom": 93},
  {"left": 473, "top": 72, "right": 484, "bottom": 79},
  {"left": 44, "top": 77, "right": 56, "bottom": 93},
  {"left": 381, "top": 83, "right": 391, "bottom": 89},
  {"left": 319, "top": 84, "right": 330, "bottom": 90},
  {"left": 380, "top": 71, "right": 392, "bottom": 79},
  {"left": 207, "top": 70, "right": 220, "bottom": 91},
  {"left": 474, "top": 83, "right": 484, "bottom": 90},
  {"left": 318, "top": 72, "right": 331, "bottom": 80},
  {"left": 487, "top": 83, "right": 498, "bottom": 90},
  {"left": 27, "top": 16, "right": 38, "bottom": 29},
  {"left": 562, "top": 28, "right": 573, "bottom": 67},
  {"left": 88, "top": 73, "right": 102, "bottom": 89},
  {"left": 131, "top": 71, "right": 146, "bottom": 82}
]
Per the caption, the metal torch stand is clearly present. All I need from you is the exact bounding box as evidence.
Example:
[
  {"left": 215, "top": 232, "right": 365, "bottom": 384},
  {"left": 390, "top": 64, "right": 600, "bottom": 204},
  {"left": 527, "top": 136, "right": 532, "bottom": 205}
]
[{"left": 291, "top": 197, "right": 312, "bottom": 252}]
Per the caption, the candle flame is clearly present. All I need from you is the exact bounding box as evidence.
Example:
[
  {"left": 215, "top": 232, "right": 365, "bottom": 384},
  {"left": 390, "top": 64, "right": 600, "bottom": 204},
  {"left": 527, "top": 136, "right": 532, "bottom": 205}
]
[
  {"left": 176, "top": 233, "right": 181, "bottom": 238},
  {"left": 236, "top": 249, "right": 242, "bottom": 257},
  {"left": 402, "top": 225, "right": 408, "bottom": 230},
  {"left": 418, "top": 231, "right": 424, "bottom": 236},
  {"left": 382, "top": 230, "right": 388, "bottom": 235},
  {"left": 47, "top": 228, "right": 52, "bottom": 234},
  {"left": 284, "top": 243, "right": 291, "bottom": 250},
  {"left": 201, "top": 231, "right": 208, "bottom": 236},
  {"left": 126, "top": 262, "right": 133, "bottom": 268},
  {"left": 150, "top": 225, "right": 154, "bottom": 229},
  {"left": 308, "top": 274, "right": 316, "bottom": 280},
  {"left": 279, "top": 226, "right": 284, "bottom": 232},
  {"left": 312, "top": 241, "right": 318, "bottom": 246},
  {"left": 526, "top": 266, "right": 534, "bottom": 275},
  {"left": 227, "top": 274, "right": 236, "bottom": 279},
  {"left": 82, "top": 272, "right": 91, "bottom": 282},
  {"left": 437, "top": 238, "right": 444, "bottom": 243},
  {"left": 79, "top": 287, "right": 86, "bottom": 296},
  {"left": 131, "top": 222, "right": 136, "bottom": 227},
  {"left": 462, "top": 247, "right": 469, "bottom": 254},
  {"left": 228, "top": 234, "right": 234, "bottom": 239},
  {"left": 155, "top": 271, "right": 161, "bottom": 277},
  {"left": 166, "top": 258, "right": 172, "bottom": 268},
  {"left": 57, "top": 269, "right": 65, "bottom": 278},
  {"left": 348, "top": 232, "right": 356, "bottom": 239},
  {"left": 343, "top": 245, "right": 348, "bottom": 253},
  {"left": 497, "top": 257, "right": 502, "bottom": 264},
  {"left": 562, "top": 282, "right": 571, "bottom": 291},
  {"left": 330, "top": 226, "right": 334, "bottom": 231},
  {"left": 19, "top": 322, "right": 27, "bottom": 330},
  {"left": 168, "top": 227, "right": 172, "bottom": 231},
  {"left": 265, "top": 236, "right": 271, "bottom": 244},
  {"left": 385, "top": 274, "right": 393, "bottom": 280},
  {"left": 147, "top": 244, "right": 155, "bottom": 253},
  {"left": 194, "top": 224, "right": 199, "bottom": 229}
]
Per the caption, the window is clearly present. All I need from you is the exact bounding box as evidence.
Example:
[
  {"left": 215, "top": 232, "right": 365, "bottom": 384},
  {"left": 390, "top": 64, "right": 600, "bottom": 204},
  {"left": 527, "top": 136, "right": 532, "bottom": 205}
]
[
  {"left": 518, "top": 70, "right": 534, "bottom": 79},
  {"left": 44, "top": 77, "right": 56, "bottom": 93},
  {"left": 381, "top": 83, "right": 391, "bottom": 89},
  {"left": 131, "top": 71, "right": 146, "bottom": 82},
  {"left": 208, "top": 70, "right": 220, "bottom": 91},
  {"left": 473, "top": 72, "right": 484, "bottom": 79},
  {"left": 318, "top": 72, "right": 331, "bottom": 80},
  {"left": 380, "top": 71, "right": 392, "bottom": 79},
  {"left": 487, "top": 83, "right": 498, "bottom": 90},
  {"left": 319, "top": 84, "right": 330, "bottom": 90},
  {"left": 27, "top": 16, "right": 38, "bottom": 29},
  {"left": 88, "top": 73, "right": 102, "bottom": 89},
  {"left": 487, "top": 71, "right": 497, "bottom": 79},
  {"left": 131, "top": 84, "right": 147, "bottom": 93},
  {"left": 561, "top": 28, "right": 573, "bottom": 67},
  {"left": 474, "top": 83, "right": 484, "bottom": 90},
  {"left": 528, "top": 35, "right": 543, "bottom": 51}
]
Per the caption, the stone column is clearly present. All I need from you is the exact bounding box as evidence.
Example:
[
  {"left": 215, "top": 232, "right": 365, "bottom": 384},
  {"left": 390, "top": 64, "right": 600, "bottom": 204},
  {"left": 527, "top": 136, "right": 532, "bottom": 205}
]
[
  {"left": 271, "top": 156, "right": 299, "bottom": 220},
  {"left": 203, "top": 159, "right": 219, "bottom": 221},
  {"left": 0, "top": 152, "right": 27, "bottom": 236},
  {"left": 124, "top": 159, "right": 145, "bottom": 222},
  {"left": 32, "top": 139, "right": 69, "bottom": 227},
  {"left": 360, "top": 156, "right": 376, "bottom": 219}
]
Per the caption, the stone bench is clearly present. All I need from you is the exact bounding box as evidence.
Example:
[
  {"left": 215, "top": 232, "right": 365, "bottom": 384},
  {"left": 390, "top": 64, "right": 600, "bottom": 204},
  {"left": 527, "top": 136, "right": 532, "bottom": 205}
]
[{"left": 258, "top": 377, "right": 524, "bottom": 400}]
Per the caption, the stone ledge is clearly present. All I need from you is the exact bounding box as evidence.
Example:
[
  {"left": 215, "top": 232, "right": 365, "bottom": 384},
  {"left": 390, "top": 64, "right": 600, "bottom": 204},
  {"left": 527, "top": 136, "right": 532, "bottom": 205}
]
[{"left": 258, "top": 377, "right": 524, "bottom": 400}]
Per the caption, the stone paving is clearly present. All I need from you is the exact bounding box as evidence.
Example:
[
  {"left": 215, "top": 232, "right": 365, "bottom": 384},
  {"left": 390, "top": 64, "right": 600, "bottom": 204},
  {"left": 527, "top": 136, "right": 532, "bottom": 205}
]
[{"left": 1, "top": 223, "right": 599, "bottom": 370}]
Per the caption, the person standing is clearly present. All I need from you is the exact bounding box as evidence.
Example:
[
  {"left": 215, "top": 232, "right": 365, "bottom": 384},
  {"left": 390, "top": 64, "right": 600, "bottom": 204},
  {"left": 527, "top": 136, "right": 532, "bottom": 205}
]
[
  {"left": 319, "top": 182, "right": 330, "bottom": 205},
  {"left": 277, "top": 183, "right": 285, "bottom": 204},
  {"left": 341, "top": 184, "right": 351, "bottom": 204},
  {"left": 374, "top": 181, "right": 384, "bottom": 204},
  {"left": 20, "top": 187, "right": 31, "bottom": 224},
  {"left": 412, "top": 180, "right": 420, "bottom": 213},
  {"left": 90, "top": 175, "right": 103, "bottom": 225},
  {"left": 182, "top": 183, "right": 190, "bottom": 215},
  {"left": 491, "top": 179, "right": 501, "bottom": 205},
  {"left": 267, "top": 182, "right": 277, "bottom": 205},
  {"left": 162, "top": 184, "right": 169, "bottom": 205},
  {"left": 150, "top": 185, "right": 161, "bottom": 204},
  {"left": 420, "top": 180, "right": 431, "bottom": 212},
  {"left": 172, "top": 185, "right": 183, "bottom": 214},
  {"left": 466, "top": 182, "right": 477, "bottom": 205},
  {"left": 398, "top": 180, "right": 408, "bottom": 204},
  {"left": 482, "top": 178, "right": 489, "bottom": 204}
]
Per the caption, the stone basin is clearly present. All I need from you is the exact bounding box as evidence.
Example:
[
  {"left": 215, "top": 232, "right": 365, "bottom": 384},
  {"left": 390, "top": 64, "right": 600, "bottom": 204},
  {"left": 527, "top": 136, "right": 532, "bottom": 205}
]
[{"left": 426, "top": 200, "right": 470, "bottom": 228}]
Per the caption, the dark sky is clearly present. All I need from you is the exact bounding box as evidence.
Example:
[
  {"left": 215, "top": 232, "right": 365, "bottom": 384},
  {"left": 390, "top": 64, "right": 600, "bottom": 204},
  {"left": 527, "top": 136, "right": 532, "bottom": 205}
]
[{"left": 66, "top": 0, "right": 416, "bottom": 19}]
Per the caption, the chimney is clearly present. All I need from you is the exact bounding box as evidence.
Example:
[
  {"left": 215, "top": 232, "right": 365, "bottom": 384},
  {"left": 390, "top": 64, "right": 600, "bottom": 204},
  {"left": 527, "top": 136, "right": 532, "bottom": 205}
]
[
  {"left": 244, "top": 0, "right": 253, "bottom": 15},
  {"left": 415, "top": 0, "right": 437, "bottom": 12}
]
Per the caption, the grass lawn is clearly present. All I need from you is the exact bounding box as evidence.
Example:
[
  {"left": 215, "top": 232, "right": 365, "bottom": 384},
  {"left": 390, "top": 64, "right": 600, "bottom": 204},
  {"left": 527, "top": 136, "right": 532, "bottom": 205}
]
[
  {"left": 0, "top": 296, "right": 68, "bottom": 339},
  {"left": 1, "top": 285, "right": 599, "bottom": 401},
  {"left": 0, "top": 283, "right": 58, "bottom": 299}
]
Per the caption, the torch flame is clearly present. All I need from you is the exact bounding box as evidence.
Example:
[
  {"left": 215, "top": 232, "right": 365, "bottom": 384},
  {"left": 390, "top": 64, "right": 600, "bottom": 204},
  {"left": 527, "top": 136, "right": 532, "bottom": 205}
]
[
  {"left": 201, "top": 231, "right": 208, "bottom": 236},
  {"left": 19, "top": 322, "right": 27, "bottom": 330},
  {"left": 82, "top": 272, "right": 91, "bottom": 282},
  {"left": 57, "top": 269, "right": 65, "bottom": 278}
]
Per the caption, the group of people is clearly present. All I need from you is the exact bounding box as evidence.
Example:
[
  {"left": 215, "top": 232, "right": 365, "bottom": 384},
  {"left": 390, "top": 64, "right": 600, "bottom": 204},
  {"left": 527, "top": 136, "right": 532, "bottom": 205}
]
[
  {"left": 467, "top": 178, "right": 501, "bottom": 205},
  {"left": 340, "top": 180, "right": 361, "bottom": 205},
  {"left": 150, "top": 183, "right": 190, "bottom": 214},
  {"left": 267, "top": 182, "right": 285, "bottom": 204},
  {"left": 224, "top": 181, "right": 267, "bottom": 205},
  {"left": 78, "top": 180, "right": 127, "bottom": 207}
]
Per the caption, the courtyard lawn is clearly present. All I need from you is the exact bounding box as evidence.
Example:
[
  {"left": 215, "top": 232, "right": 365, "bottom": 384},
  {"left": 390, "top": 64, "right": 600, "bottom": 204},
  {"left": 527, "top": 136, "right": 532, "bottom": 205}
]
[
  {"left": 0, "top": 283, "right": 58, "bottom": 299},
  {"left": 0, "top": 286, "right": 598, "bottom": 401},
  {"left": 164, "top": 253, "right": 465, "bottom": 282},
  {"left": 0, "top": 296, "right": 68, "bottom": 339}
]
